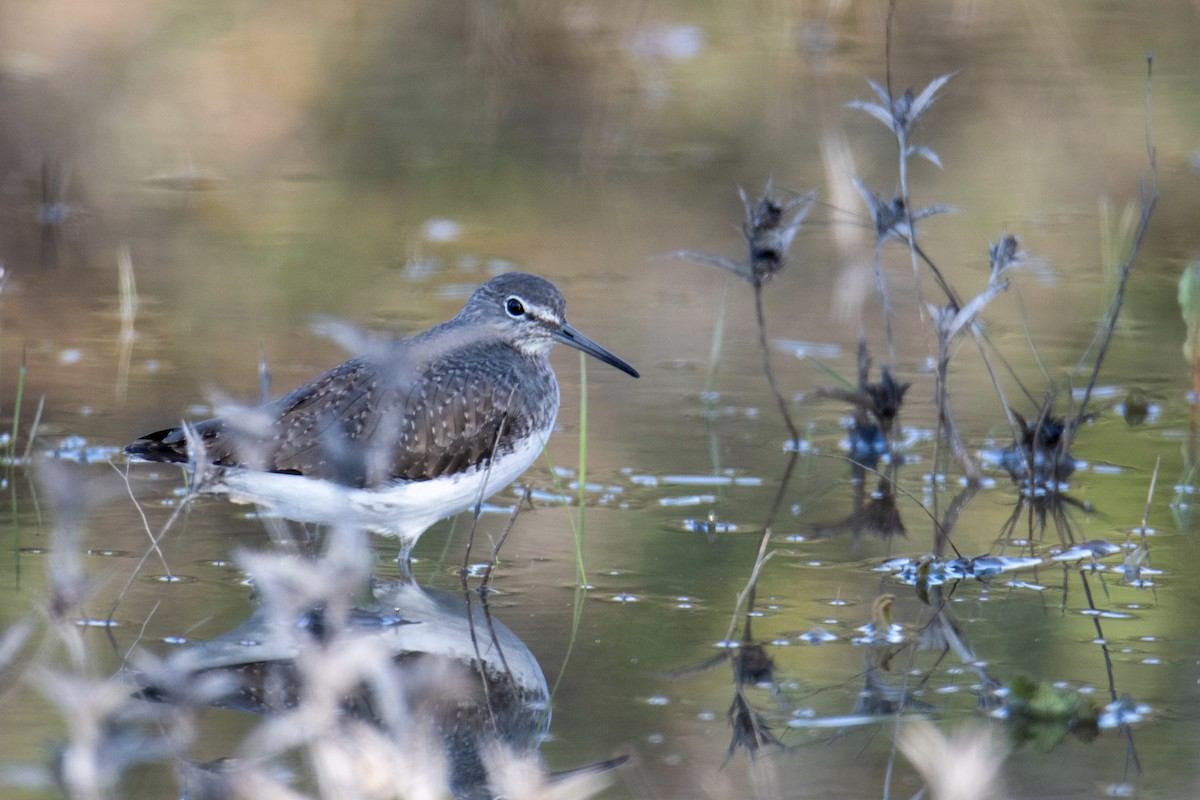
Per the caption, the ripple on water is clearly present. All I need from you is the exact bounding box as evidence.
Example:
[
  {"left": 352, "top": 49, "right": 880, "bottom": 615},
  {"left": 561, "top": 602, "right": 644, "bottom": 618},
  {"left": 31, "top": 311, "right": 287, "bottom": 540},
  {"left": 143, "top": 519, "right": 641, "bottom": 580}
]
[
  {"left": 677, "top": 517, "right": 738, "bottom": 534},
  {"left": 661, "top": 473, "right": 763, "bottom": 487},
  {"left": 45, "top": 435, "right": 122, "bottom": 464},
  {"left": 659, "top": 494, "right": 717, "bottom": 507},
  {"left": 87, "top": 549, "right": 133, "bottom": 558},
  {"left": 796, "top": 627, "right": 838, "bottom": 645}
]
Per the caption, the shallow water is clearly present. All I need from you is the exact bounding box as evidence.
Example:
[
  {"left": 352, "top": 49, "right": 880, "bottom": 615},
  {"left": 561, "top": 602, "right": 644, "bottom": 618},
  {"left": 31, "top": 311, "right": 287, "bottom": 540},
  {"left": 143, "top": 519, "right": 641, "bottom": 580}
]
[{"left": 3, "top": 1, "right": 1200, "bottom": 798}]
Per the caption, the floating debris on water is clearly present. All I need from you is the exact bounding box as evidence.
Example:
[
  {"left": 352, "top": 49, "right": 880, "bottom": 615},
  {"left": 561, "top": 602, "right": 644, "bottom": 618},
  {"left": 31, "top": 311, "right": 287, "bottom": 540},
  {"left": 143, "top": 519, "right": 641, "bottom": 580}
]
[
  {"left": 659, "top": 494, "right": 717, "bottom": 507},
  {"left": 1049, "top": 540, "right": 1123, "bottom": 561},
  {"left": 1009, "top": 580, "right": 1045, "bottom": 591},
  {"left": 877, "top": 555, "right": 1043, "bottom": 586},
  {"left": 568, "top": 481, "right": 623, "bottom": 494}
]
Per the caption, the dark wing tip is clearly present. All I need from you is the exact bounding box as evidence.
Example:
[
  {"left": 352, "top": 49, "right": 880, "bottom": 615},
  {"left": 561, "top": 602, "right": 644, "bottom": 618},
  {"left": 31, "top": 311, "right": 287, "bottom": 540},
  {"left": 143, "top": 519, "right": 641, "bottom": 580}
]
[{"left": 125, "top": 427, "right": 190, "bottom": 464}]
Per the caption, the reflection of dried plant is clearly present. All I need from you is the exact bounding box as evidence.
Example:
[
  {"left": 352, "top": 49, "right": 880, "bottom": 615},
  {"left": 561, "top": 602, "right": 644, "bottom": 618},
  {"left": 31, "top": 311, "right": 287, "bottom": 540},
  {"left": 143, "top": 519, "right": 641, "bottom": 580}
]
[
  {"left": 860, "top": 367, "right": 910, "bottom": 437},
  {"left": 663, "top": 610, "right": 784, "bottom": 762},
  {"left": 998, "top": 489, "right": 1091, "bottom": 546},
  {"left": 804, "top": 340, "right": 911, "bottom": 468},
  {"left": 725, "top": 596, "right": 784, "bottom": 762},
  {"left": 999, "top": 405, "right": 1079, "bottom": 490},
  {"left": 726, "top": 689, "right": 782, "bottom": 762},
  {"left": 808, "top": 471, "right": 906, "bottom": 551}
]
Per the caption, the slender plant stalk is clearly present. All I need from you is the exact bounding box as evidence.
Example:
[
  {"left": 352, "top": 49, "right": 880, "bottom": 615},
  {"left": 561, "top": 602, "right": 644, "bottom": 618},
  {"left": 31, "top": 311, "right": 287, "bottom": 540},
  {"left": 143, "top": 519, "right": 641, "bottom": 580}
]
[
  {"left": 872, "top": 245, "right": 897, "bottom": 364},
  {"left": 574, "top": 352, "right": 588, "bottom": 586},
  {"left": 22, "top": 396, "right": 44, "bottom": 463},
  {"left": 462, "top": 388, "right": 517, "bottom": 574},
  {"left": 703, "top": 281, "right": 731, "bottom": 397},
  {"left": 751, "top": 282, "right": 799, "bottom": 445},
  {"left": 115, "top": 244, "right": 137, "bottom": 405},
  {"left": 480, "top": 487, "right": 530, "bottom": 591},
  {"left": 544, "top": 357, "right": 596, "bottom": 703},
  {"left": 548, "top": 584, "right": 587, "bottom": 705},
  {"left": 10, "top": 356, "right": 25, "bottom": 461}
]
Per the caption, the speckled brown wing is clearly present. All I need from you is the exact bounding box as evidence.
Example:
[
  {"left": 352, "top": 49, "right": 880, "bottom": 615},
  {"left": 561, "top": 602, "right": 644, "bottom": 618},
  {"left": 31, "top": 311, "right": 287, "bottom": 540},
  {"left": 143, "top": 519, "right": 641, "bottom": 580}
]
[
  {"left": 128, "top": 344, "right": 559, "bottom": 489},
  {"left": 126, "top": 358, "right": 388, "bottom": 480},
  {"left": 248, "top": 357, "right": 396, "bottom": 483},
  {"left": 385, "top": 347, "right": 557, "bottom": 482}
]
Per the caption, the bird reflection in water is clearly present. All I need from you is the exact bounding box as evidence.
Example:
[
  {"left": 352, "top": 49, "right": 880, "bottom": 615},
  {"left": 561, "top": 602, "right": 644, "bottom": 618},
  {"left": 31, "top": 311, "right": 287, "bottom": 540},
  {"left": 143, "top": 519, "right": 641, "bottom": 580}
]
[{"left": 135, "top": 541, "right": 625, "bottom": 800}]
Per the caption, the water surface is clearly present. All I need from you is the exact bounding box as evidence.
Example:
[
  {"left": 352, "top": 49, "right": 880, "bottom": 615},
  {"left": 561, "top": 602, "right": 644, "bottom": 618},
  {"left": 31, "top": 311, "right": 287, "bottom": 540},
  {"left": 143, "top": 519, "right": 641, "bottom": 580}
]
[{"left": 2, "top": 2, "right": 1200, "bottom": 798}]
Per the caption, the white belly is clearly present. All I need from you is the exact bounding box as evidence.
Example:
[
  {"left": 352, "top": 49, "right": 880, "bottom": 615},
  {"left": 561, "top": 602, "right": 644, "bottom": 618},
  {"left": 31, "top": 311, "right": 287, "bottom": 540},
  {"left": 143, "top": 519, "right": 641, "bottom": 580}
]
[{"left": 212, "top": 422, "right": 553, "bottom": 548}]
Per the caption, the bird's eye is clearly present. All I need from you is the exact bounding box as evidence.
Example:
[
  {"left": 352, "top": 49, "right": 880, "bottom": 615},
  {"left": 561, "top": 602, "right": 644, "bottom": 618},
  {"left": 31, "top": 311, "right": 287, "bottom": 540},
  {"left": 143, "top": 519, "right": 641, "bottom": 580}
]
[{"left": 505, "top": 297, "right": 526, "bottom": 317}]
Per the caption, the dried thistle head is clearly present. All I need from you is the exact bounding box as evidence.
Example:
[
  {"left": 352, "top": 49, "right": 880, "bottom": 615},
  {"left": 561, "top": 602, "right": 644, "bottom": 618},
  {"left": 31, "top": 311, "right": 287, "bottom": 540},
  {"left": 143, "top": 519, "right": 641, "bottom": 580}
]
[
  {"left": 847, "top": 72, "right": 957, "bottom": 143},
  {"left": 667, "top": 181, "right": 814, "bottom": 286},
  {"left": 989, "top": 234, "right": 1026, "bottom": 283},
  {"left": 928, "top": 303, "right": 959, "bottom": 347},
  {"left": 738, "top": 181, "right": 816, "bottom": 285},
  {"left": 853, "top": 179, "right": 952, "bottom": 248}
]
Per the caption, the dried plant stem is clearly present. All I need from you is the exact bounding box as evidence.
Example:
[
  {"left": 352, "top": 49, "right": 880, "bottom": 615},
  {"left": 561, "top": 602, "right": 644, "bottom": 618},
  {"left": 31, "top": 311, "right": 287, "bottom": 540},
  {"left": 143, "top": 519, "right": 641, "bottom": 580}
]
[
  {"left": 751, "top": 282, "right": 799, "bottom": 446},
  {"left": 479, "top": 486, "right": 531, "bottom": 592},
  {"left": 9, "top": 354, "right": 25, "bottom": 460},
  {"left": 575, "top": 353, "right": 589, "bottom": 586},
  {"left": 871, "top": 247, "right": 897, "bottom": 364},
  {"left": 1076, "top": 56, "right": 1158, "bottom": 425},
  {"left": 721, "top": 446, "right": 799, "bottom": 649},
  {"left": 970, "top": 335, "right": 1020, "bottom": 441},
  {"left": 704, "top": 281, "right": 731, "bottom": 398},
  {"left": 548, "top": 585, "right": 588, "bottom": 705},
  {"left": 22, "top": 395, "right": 44, "bottom": 463},
  {"left": 941, "top": 388, "right": 979, "bottom": 483},
  {"left": 115, "top": 244, "right": 138, "bottom": 405},
  {"left": 462, "top": 388, "right": 517, "bottom": 575},
  {"left": 722, "top": 528, "right": 779, "bottom": 646}
]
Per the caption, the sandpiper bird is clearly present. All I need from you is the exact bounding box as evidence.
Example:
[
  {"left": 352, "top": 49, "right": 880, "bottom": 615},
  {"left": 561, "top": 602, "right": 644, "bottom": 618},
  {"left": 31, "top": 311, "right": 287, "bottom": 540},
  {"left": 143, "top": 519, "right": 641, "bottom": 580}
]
[{"left": 126, "top": 272, "right": 639, "bottom": 559}]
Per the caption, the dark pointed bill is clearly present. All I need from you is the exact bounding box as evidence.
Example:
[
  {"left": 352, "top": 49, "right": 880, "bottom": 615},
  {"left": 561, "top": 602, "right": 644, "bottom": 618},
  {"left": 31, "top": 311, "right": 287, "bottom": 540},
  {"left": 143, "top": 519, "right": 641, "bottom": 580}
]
[{"left": 554, "top": 324, "right": 640, "bottom": 378}]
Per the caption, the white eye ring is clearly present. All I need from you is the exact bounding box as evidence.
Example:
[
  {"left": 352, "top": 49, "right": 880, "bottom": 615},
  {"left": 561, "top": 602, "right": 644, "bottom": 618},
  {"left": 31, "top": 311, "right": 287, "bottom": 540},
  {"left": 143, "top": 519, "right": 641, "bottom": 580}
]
[{"left": 505, "top": 296, "right": 526, "bottom": 318}]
